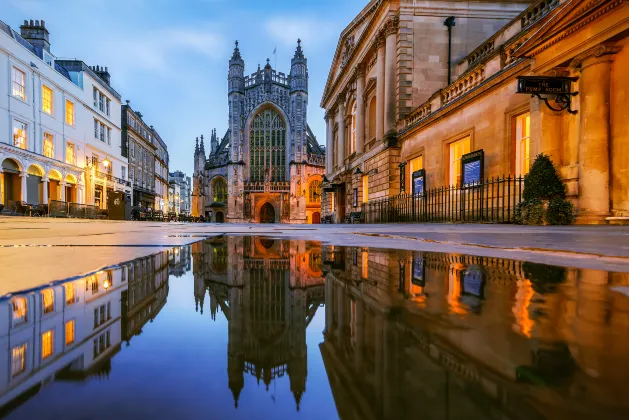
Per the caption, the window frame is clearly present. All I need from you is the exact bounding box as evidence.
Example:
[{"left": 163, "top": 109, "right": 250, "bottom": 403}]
[
  {"left": 11, "top": 342, "right": 28, "bottom": 378},
  {"left": 41, "top": 329, "right": 54, "bottom": 360},
  {"left": 11, "top": 66, "right": 27, "bottom": 101},
  {"left": 446, "top": 135, "right": 471, "bottom": 186},
  {"left": 12, "top": 119, "right": 28, "bottom": 150},
  {"left": 42, "top": 84, "right": 54, "bottom": 115},
  {"left": 65, "top": 141, "right": 76, "bottom": 165},
  {"left": 12, "top": 297, "right": 28, "bottom": 327},
  {"left": 42, "top": 288, "right": 55, "bottom": 315},
  {"left": 362, "top": 175, "right": 369, "bottom": 204},
  {"left": 65, "top": 319, "right": 76, "bottom": 346},
  {"left": 43, "top": 132, "right": 55, "bottom": 159},
  {"left": 514, "top": 112, "right": 531, "bottom": 177},
  {"left": 65, "top": 99, "right": 75, "bottom": 126}
]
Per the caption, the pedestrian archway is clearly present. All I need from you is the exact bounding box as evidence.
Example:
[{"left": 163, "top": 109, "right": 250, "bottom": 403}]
[
  {"left": 2, "top": 158, "right": 22, "bottom": 206},
  {"left": 259, "top": 202, "right": 275, "bottom": 223}
]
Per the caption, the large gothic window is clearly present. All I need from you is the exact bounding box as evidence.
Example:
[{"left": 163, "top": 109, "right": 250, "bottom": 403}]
[
  {"left": 249, "top": 108, "right": 287, "bottom": 182},
  {"left": 212, "top": 177, "right": 227, "bottom": 203},
  {"left": 308, "top": 180, "right": 321, "bottom": 203}
]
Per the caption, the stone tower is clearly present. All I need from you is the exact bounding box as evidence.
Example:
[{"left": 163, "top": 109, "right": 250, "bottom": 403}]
[
  {"left": 227, "top": 41, "right": 246, "bottom": 220},
  {"left": 290, "top": 39, "right": 308, "bottom": 163}
]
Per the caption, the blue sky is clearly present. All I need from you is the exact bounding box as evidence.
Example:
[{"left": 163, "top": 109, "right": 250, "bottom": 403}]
[{"left": 4, "top": 0, "right": 367, "bottom": 173}]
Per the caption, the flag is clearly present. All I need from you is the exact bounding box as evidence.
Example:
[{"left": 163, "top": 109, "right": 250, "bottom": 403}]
[{"left": 273, "top": 47, "right": 276, "bottom": 54}]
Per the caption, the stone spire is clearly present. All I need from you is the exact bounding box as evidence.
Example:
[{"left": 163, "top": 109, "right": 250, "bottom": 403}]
[
  {"left": 195, "top": 137, "right": 199, "bottom": 155},
  {"left": 231, "top": 40, "right": 241, "bottom": 60},
  {"left": 229, "top": 40, "right": 245, "bottom": 94},
  {"left": 290, "top": 39, "right": 308, "bottom": 93},
  {"left": 294, "top": 38, "right": 304, "bottom": 60},
  {"left": 211, "top": 129, "right": 219, "bottom": 155},
  {"left": 200, "top": 134, "right": 205, "bottom": 155}
]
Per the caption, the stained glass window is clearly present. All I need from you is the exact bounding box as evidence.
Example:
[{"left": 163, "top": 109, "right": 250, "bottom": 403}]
[{"left": 249, "top": 108, "right": 286, "bottom": 182}]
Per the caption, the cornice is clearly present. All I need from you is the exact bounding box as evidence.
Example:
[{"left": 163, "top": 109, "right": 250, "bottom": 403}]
[{"left": 570, "top": 42, "right": 621, "bottom": 68}]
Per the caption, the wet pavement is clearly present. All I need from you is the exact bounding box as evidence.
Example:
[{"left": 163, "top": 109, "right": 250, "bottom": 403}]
[{"left": 2, "top": 236, "right": 629, "bottom": 419}]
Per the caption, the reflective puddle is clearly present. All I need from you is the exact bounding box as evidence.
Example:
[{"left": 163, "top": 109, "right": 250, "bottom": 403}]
[{"left": 2, "top": 236, "right": 629, "bottom": 419}]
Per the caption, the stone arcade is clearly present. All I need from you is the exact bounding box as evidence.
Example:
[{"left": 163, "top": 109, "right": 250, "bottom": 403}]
[{"left": 192, "top": 41, "right": 325, "bottom": 224}]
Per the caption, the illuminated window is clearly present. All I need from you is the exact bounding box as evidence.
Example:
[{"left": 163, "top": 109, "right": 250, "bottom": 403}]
[
  {"left": 12, "top": 344, "right": 27, "bottom": 377},
  {"left": 407, "top": 155, "right": 424, "bottom": 193},
  {"left": 42, "top": 289, "right": 54, "bottom": 314},
  {"left": 515, "top": 113, "right": 531, "bottom": 176},
  {"left": 362, "top": 175, "right": 369, "bottom": 203},
  {"left": 42, "top": 85, "right": 53, "bottom": 115},
  {"left": 12, "top": 67, "right": 26, "bottom": 100},
  {"left": 368, "top": 96, "right": 376, "bottom": 140},
  {"left": 65, "top": 320, "right": 75, "bottom": 346},
  {"left": 350, "top": 101, "right": 357, "bottom": 154},
  {"left": 65, "top": 100, "right": 75, "bottom": 125},
  {"left": 43, "top": 133, "right": 54, "bottom": 158},
  {"left": 449, "top": 136, "right": 471, "bottom": 186},
  {"left": 361, "top": 250, "right": 369, "bottom": 279},
  {"left": 41, "top": 330, "right": 54, "bottom": 359},
  {"left": 330, "top": 192, "right": 336, "bottom": 212},
  {"left": 66, "top": 142, "right": 76, "bottom": 165},
  {"left": 213, "top": 177, "right": 228, "bottom": 203},
  {"left": 65, "top": 283, "right": 75, "bottom": 305},
  {"left": 13, "top": 120, "right": 27, "bottom": 149},
  {"left": 309, "top": 180, "right": 322, "bottom": 203},
  {"left": 12, "top": 297, "right": 27, "bottom": 325}
]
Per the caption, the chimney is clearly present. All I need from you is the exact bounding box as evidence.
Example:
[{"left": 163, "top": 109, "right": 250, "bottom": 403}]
[
  {"left": 19, "top": 19, "right": 51, "bottom": 53},
  {"left": 92, "top": 65, "right": 111, "bottom": 86}
]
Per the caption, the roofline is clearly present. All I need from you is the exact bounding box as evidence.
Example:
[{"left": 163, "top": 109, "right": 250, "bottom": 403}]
[{"left": 55, "top": 59, "right": 122, "bottom": 101}]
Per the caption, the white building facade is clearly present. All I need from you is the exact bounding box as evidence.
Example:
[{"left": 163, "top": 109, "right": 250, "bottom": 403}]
[{"left": 0, "top": 19, "right": 129, "bottom": 213}]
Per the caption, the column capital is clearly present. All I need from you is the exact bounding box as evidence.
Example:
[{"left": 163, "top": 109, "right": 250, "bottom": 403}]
[
  {"left": 371, "top": 33, "right": 385, "bottom": 50},
  {"left": 354, "top": 63, "right": 366, "bottom": 79},
  {"left": 382, "top": 15, "right": 399, "bottom": 37},
  {"left": 336, "top": 91, "right": 347, "bottom": 105},
  {"left": 570, "top": 43, "right": 621, "bottom": 69}
]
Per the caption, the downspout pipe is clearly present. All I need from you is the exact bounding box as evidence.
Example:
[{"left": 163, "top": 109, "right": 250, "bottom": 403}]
[{"left": 444, "top": 16, "right": 456, "bottom": 85}]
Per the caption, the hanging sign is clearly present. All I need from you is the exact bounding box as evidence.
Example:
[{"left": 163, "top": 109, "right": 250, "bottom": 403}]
[
  {"left": 412, "top": 169, "right": 426, "bottom": 196},
  {"left": 461, "top": 150, "right": 484, "bottom": 187},
  {"left": 516, "top": 76, "right": 574, "bottom": 95}
]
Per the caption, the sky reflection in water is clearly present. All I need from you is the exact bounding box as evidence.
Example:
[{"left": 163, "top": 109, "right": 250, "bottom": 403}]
[{"left": 1, "top": 236, "right": 629, "bottom": 420}]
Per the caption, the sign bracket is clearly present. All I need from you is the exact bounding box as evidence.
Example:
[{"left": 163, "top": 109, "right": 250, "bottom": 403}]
[{"left": 531, "top": 92, "right": 579, "bottom": 115}]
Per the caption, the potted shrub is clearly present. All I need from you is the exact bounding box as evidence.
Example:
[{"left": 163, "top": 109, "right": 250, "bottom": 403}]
[{"left": 515, "top": 154, "right": 575, "bottom": 225}]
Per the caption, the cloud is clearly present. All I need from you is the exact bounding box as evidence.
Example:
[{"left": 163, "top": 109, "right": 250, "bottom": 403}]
[{"left": 265, "top": 17, "right": 340, "bottom": 49}]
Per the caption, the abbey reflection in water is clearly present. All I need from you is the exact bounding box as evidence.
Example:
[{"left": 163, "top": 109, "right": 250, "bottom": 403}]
[
  {"left": 321, "top": 246, "right": 629, "bottom": 419},
  {"left": 191, "top": 237, "right": 326, "bottom": 409}
]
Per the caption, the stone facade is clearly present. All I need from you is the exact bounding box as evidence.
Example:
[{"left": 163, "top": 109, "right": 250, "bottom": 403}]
[
  {"left": 323, "top": 0, "right": 629, "bottom": 224},
  {"left": 192, "top": 41, "right": 325, "bottom": 223},
  {"left": 169, "top": 170, "right": 191, "bottom": 214}
]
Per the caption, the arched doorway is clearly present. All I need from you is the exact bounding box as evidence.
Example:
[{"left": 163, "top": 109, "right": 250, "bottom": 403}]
[
  {"left": 26, "top": 165, "right": 44, "bottom": 204},
  {"left": 65, "top": 174, "right": 78, "bottom": 203},
  {"left": 312, "top": 212, "right": 321, "bottom": 224},
  {"left": 48, "top": 170, "right": 62, "bottom": 202},
  {"left": 216, "top": 211, "right": 225, "bottom": 223},
  {"left": 259, "top": 202, "right": 275, "bottom": 223},
  {"left": 2, "top": 159, "right": 22, "bottom": 206}
]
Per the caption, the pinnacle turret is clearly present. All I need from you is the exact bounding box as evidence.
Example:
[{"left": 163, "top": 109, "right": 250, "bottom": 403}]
[
  {"left": 200, "top": 134, "right": 205, "bottom": 155},
  {"left": 195, "top": 137, "right": 199, "bottom": 155}
]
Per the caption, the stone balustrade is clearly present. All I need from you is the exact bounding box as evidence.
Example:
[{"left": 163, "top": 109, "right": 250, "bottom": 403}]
[
  {"left": 403, "top": 102, "right": 432, "bottom": 128},
  {"left": 467, "top": 38, "right": 495, "bottom": 68},
  {"left": 441, "top": 65, "right": 486, "bottom": 106},
  {"left": 521, "top": 0, "right": 559, "bottom": 28}
]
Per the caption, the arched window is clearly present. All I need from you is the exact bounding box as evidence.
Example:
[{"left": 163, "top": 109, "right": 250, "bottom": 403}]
[
  {"left": 249, "top": 107, "right": 287, "bottom": 182},
  {"left": 308, "top": 180, "right": 322, "bottom": 203},
  {"left": 350, "top": 101, "right": 357, "bottom": 154},
  {"left": 212, "top": 177, "right": 227, "bottom": 203},
  {"left": 368, "top": 96, "right": 377, "bottom": 140}
]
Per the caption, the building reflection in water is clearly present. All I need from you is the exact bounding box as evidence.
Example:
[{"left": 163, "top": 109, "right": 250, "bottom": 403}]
[
  {"left": 191, "top": 237, "right": 326, "bottom": 410},
  {"left": 0, "top": 247, "right": 180, "bottom": 416},
  {"left": 321, "top": 246, "right": 629, "bottom": 420}
]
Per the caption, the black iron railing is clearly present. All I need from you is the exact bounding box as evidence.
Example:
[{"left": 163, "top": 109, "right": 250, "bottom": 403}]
[{"left": 358, "top": 176, "right": 525, "bottom": 224}]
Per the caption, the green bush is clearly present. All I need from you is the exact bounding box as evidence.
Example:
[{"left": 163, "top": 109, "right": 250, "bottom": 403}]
[
  {"left": 516, "top": 154, "right": 574, "bottom": 225},
  {"left": 523, "top": 154, "right": 566, "bottom": 201},
  {"left": 546, "top": 198, "right": 575, "bottom": 225}
]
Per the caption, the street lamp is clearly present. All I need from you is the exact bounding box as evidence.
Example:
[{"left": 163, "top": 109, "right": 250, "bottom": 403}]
[{"left": 103, "top": 157, "right": 111, "bottom": 169}]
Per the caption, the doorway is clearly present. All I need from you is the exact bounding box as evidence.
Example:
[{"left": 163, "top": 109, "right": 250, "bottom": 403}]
[
  {"left": 312, "top": 212, "right": 321, "bottom": 224},
  {"left": 259, "top": 202, "right": 275, "bottom": 223},
  {"left": 216, "top": 211, "right": 225, "bottom": 223}
]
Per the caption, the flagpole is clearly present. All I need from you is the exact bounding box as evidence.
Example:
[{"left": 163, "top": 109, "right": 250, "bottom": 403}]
[{"left": 274, "top": 47, "right": 277, "bottom": 70}]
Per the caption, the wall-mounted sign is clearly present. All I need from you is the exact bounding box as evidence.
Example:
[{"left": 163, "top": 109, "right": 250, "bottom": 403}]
[
  {"left": 516, "top": 76, "right": 579, "bottom": 115},
  {"left": 461, "top": 150, "right": 484, "bottom": 187},
  {"left": 516, "top": 76, "right": 574, "bottom": 95},
  {"left": 412, "top": 169, "right": 426, "bottom": 196},
  {"left": 412, "top": 254, "right": 425, "bottom": 287}
]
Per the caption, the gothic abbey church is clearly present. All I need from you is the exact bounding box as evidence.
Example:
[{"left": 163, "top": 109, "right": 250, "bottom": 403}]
[{"left": 192, "top": 41, "right": 325, "bottom": 223}]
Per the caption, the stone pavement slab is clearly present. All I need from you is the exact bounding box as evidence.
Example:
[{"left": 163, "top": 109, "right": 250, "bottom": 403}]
[{"left": 2, "top": 216, "right": 629, "bottom": 293}]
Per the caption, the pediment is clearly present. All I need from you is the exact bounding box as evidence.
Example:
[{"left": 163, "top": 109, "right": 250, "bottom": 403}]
[
  {"left": 321, "top": 0, "right": 383, "bottom": 106},
  {"left": 513, "top": 0, "right": 627, "bottom": 58}
]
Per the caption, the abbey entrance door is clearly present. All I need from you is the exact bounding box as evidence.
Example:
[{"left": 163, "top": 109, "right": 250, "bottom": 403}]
[{"left": 260, "top": 203, "right": 275, "bottom": 223}]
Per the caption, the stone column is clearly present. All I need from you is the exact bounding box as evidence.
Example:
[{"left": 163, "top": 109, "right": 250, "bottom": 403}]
[
  {"left": 336, "top": 283, "right": 345, "bottom": 338},
  {"left": 325, "top": 276, "right": 334, "bottom": 334},
  {"left": 42, "top": 177, "right": 49, "bottom": 204},
  {"left": 325, "top": 113, "right": 332, "bottom": 174},
  {"left": 20, "top": 172, "right": 27, "bottom": 202},
  {"left": 336, "top": 94, "right": 346, "bottom": 169},
  {"left": 375, "top": 35, "right": 386, "bottom": 141},
  {"left": 355, "top": 65, "right": 366, "bottom": 154},
  {"left": 61, "top": 181, "right": 66, "bottom": 202},
  {"left": 383, "top": 17, "right": 399, "bottom": 140},
  {"left": 571, "top": 44, "right": 619, "bottom": 223},
  {"left": 355, "top": 298, "right": 365, "bottom": 371}
]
